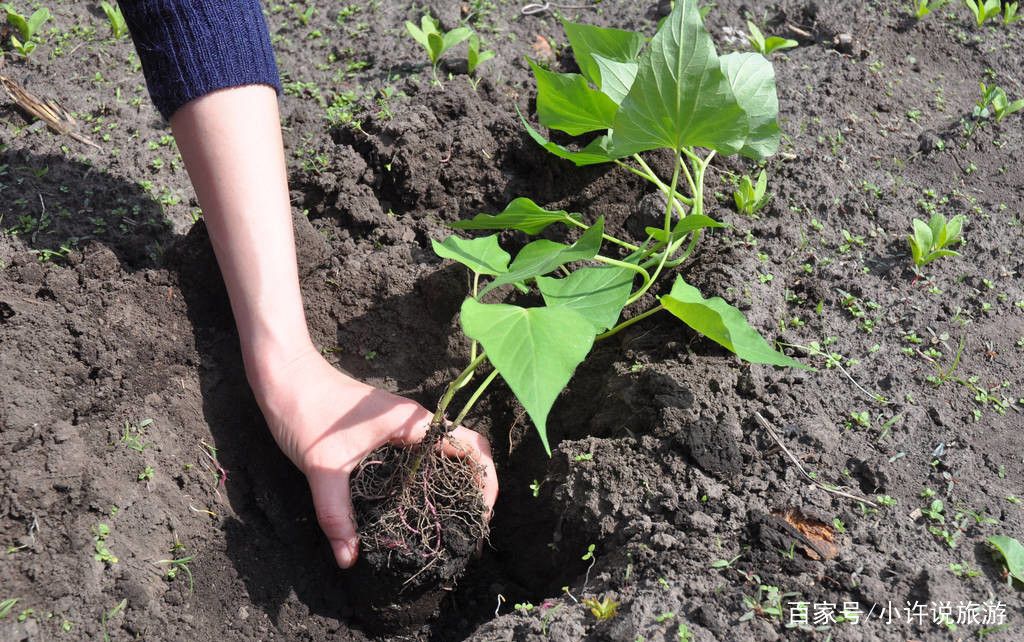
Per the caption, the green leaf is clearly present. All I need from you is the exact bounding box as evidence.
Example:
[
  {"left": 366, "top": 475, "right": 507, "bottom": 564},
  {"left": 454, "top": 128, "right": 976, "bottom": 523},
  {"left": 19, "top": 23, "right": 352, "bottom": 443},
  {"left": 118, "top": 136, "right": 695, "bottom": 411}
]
[
  {"left": 467, "top": 33, "right": 494, "bottom": 74},
  {"left": 405, "top": 18, "right": 430, "bottom": 50},
  {"left": 590, "top": 53, "right": 638, "bottom": 104},
  {"left": 480, "top": 218, "right": 605, "bottom": 296},
  {"left": 561, "top": 20, "right": 646, "bottom": 88},
  {"left": 529, "top": 59, "right": 619, "bottom": 135},
  {"left": 645, "top": 213, "right": 728, "bottom": 244},
  {"left": 432, "top": 235, "right": 510, "bottom": 276},
  {"left": 927, "top": 214, "right": 946, "bottom": 248},
  {"left": 920, "top": 249, "right": 960, "bottom": 265},
  {"left": 519, "top": 107, "right": 619, "bottom": 166},
  {"left": 7, "top": 12, "right": 29, "bottom": 40},
  {"left": 719, "top": 52, "right": 781, "bottom": 159},
  {"left": 536, "top": 265, "right": 635, "bottom": 332},
  {"left": 612, "top": 0, "right": 747, "bottom": 156},
  {"left": 762, "top": 36, "right": 798, "bottom": 54},
  {"left": 461, "top": 298, "right": 596, "bottom": 454},
  {"left": 441, "top": 26, "right": 473, "bottom": 55},
  {"left": 427, "top": 32, "right": 445, "bottom": 64},
  {"left": 26, "top": 7, "right": 49, "bottom": 36},
  {"left": 988, "top": 535, "right": 1024, "bottom": 585},
  {"left": 449, "top": 197, "right": 581, "bottom": 235},
  {"left": 912, "top": 218, "right": 933, "bottom": 254},
  {"left": 661, "top": 276, "right": 809, "bottom": 368}
]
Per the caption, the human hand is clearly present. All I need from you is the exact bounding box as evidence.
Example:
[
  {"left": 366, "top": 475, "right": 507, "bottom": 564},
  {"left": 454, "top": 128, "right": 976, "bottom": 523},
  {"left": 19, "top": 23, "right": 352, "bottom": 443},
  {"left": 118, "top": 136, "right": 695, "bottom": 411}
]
[{"left": 249, "top": 346, "right": 498, "bottom": 568}]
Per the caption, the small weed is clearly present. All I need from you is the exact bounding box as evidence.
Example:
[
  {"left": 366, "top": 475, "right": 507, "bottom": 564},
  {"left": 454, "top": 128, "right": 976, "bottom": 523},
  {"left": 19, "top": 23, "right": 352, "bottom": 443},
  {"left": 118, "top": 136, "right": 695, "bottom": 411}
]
[
  {"left": 120, "top": 418, "right": 155, "bottom": 451},
  {"left": 733, "top": 169, "right": 770, "bottom": 216},
  {"left": 5, "top": 6, "right": 51, "bottom": 56},
  {"left": 405, "top": 14, "right": 473, "bottom": 85},
  {"left": 744, "top": 20, "right": 797, "bottom": 55},
  {"left": 908, "top": 213, "right": 964, "bottom": 269},
  {"left": 100, "top": 2, "right": 128, "bottom": 39},
  {"left": 582, "top": 595, "right": 620, "bottom": 621},
  {"left": 92, "top": 524, "right": 117, "bottom": 565}
]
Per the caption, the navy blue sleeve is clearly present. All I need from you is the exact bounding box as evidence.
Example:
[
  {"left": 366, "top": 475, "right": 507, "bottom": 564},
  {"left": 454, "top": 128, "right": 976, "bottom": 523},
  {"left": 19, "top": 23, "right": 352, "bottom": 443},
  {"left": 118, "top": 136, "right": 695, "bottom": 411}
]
[{"left": 118, "top": 0, "right": 282, "bottom": 120}]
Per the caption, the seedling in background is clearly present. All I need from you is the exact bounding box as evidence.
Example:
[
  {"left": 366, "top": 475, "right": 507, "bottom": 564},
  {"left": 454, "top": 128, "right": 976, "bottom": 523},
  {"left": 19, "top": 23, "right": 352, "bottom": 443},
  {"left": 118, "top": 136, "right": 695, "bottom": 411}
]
[
  {"left": 964, "top": 0, "right": 1002, "bottom": 27},
  {"left": 432, "top": 0, "right": 806, "bottom": 454},
  {"left": 467, "top": 33, "right": 494, "bottom": 75},
  {"left": 913, "top": 0, "right": 950, "bottom": 19},
  {"left": 0, "top": 598, "right": 18, "bottom": 618},
  {"left": 745, "top": 21, "right": 797, "bottom": 55},
  {"left": 908, "top": 213, "right": 964, "bottom": 269},
  {"left": 5, "top": 5, "right": 51, "bottom": 56},
  {"left": 291, "top": 3, "right": 314, "bottom": 26},
  {"left": 405, "top": 14, "right": 472, "bottom": 85},
  {"left": 733, "top": 169, "right": 770, "bottom": 216},
  {"left": 100, "top": 1, "right": 128, "bottom": 39},
  {"left": 983, "top": 85, "right": 1024, "bottom": 122},
  {"left": 1004, "top": 2, "right": 1022, "bottom": 24}
]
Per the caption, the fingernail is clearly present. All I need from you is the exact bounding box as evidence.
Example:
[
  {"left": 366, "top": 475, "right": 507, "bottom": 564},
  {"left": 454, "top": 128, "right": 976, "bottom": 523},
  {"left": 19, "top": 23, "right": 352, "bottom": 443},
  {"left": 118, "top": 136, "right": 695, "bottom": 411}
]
[{"left": 333, "top": 539, "right": 358, "bottom": 568}]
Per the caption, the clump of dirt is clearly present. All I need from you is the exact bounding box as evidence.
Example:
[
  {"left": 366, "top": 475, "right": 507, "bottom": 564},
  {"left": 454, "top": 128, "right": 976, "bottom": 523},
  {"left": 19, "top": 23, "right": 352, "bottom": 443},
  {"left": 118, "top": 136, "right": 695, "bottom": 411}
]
[{"left": 348, "top": 422, "right": 489, "bottom": 632}]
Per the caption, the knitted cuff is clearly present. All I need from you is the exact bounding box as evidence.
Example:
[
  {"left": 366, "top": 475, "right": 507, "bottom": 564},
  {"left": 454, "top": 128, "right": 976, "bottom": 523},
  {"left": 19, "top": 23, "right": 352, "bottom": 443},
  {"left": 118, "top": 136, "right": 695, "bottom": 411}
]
[{"left": 121, "top": 0, "right": 282, "bottom": 120}]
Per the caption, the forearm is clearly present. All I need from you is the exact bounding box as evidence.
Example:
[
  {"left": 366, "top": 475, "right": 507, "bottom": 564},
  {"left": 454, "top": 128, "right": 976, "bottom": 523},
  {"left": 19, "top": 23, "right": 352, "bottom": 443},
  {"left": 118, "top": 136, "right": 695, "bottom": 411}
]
[{"left": 169, "top": 86, "right": 313, "bottom": 392}]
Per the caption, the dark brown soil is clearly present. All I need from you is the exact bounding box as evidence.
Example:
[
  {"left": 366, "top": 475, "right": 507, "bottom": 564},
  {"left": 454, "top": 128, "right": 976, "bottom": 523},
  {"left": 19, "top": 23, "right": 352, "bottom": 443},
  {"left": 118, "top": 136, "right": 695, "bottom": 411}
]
[{"left": 2, "top": 1, "right": 1023, "bottom": 641}]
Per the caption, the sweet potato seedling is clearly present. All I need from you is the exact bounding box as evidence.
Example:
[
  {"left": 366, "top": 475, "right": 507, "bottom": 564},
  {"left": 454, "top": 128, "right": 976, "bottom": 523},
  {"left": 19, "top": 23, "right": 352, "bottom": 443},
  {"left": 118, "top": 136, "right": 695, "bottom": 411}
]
[{"left": 431, "top": 0, "right": 808, "bottom": 454}]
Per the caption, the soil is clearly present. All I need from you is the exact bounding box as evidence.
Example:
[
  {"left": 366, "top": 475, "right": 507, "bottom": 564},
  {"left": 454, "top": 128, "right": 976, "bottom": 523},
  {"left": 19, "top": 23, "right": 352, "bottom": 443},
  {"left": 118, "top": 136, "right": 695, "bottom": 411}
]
[{"left": 1, "top": 1, "right": 1023, "bottom": 641}]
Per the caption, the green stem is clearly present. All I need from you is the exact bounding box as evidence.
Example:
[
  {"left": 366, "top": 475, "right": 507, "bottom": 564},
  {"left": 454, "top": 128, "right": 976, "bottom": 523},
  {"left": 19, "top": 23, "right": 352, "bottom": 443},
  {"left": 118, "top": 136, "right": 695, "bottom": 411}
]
[
  {"left": 452, "top": 368, "right": 500, "bottom": 426},
  {"left": 432, "top": 352, "right": 487, "bottom": 425},
  {"left": 626, "top": 154, "right": 682, "bottom": 306},
  {"left": 596, "top": 303, "right": 665, "bottom": 340},
  {"left": 593, "top": 254, "right": 651, "bottom": 296},
  {"left": 565, "top": 215, "right": 640, "bottom": 252},
  {"left": 630, "top": 155, "right": 694, "bottom": 212}
]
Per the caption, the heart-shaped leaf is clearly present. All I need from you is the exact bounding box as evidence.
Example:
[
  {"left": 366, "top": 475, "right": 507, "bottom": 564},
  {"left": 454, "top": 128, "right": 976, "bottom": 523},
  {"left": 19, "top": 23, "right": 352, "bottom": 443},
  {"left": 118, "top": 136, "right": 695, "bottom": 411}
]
[
  {"left": 480, "top": 218, "right": 605, "bottom": 296},
  {"left": 449, "top": 197, "right": 581, "bottom": 235},
  {"left": 461, "top": 299, "right": 596, "bottom": 454},
  {"left": 661, "top": 276, "right": 809, "bottom": 368},
  {"left": 432, "top": 234, "right": 510, "bottom": 276},
  {"left": 537, "top": 265, "right": 635, "bottom": 332},
  {"left": 562, "top": 20, "right": 646, "bottom": 88},
  {"left": 611, "top": 0, "right": 747, "bottom": 156},
  {"left": 530, "top": 59, "right": 619, "bottom": 135}
]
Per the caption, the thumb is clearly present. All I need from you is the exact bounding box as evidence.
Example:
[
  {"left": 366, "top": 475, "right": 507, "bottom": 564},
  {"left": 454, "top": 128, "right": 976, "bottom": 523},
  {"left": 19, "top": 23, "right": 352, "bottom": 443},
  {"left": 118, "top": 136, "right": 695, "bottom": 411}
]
[{"left": 306, "top": 468, "right": 360, "bottom": 568}]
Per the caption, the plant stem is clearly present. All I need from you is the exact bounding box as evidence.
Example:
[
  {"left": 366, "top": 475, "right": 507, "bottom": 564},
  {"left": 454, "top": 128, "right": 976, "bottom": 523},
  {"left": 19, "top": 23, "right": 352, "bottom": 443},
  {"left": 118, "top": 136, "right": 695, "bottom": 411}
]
[
  {"left": 433, "top": 352, "right": 487, "bottom": 425},
  {"left": 626, "top": 153, "right": 682, "bottom": 306},
  {"left": 593, "top": 254, "right": 651, "bottom": 295},
  {"left": 565, "top": 216, "right": 640, "bottom": 252},
  {"left": 626, "top": 154, "right": 693, "bottom": 212},
  {"left": 596, "top": 303, "right": 664, "bottom": 340},
  {"left": 453, "top": 368, "right": 499, "bottom": 426}
]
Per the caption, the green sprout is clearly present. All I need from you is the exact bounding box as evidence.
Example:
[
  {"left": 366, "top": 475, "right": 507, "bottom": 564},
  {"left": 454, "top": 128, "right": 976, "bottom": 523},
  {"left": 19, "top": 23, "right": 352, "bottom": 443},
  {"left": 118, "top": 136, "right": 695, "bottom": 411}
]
[
  {"left": 100, "top": 1, "right": 128, "bottom": 39},
  {"left": 912, "top": 0, "right": 950, "bottom": 19},
  {"left": 1004, "top": 2, "right": 1022, "bottom": 24},
  {"left": 733, "top": 169, "right": 770, "bottom": 216},
  {"left": 744, "top": 21, "right": 797, "bottom": 55},
  {"left": 467, "top": 33, "right": 495, "bottom": 75},
  {"left": 963, "top": 0, "right": 1002, "bottom": 27},
  {"left": 156, "top": 554, "right": 197, "bottom": 595},
  {"left": 908, "top": 213, "right": 964, "bottom": 269},
  {"left": 92, "top": 523, "right": 117, "bottom": 565},
  {"left": 5, "top": 5, "right": 51, "bottom": 56},
  {"left": 405, "top": 14, "right": 472, "bottom": 85},
  {"left": 582, "top": 595, "right": 620, "bottom": 620}
]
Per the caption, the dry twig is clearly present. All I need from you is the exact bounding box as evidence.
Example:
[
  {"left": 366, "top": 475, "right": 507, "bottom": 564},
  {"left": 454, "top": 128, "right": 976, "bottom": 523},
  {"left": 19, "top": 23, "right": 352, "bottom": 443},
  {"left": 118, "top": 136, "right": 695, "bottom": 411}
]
[{"left": 755, "top": 411, "right": 877, "bottom": 508}]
